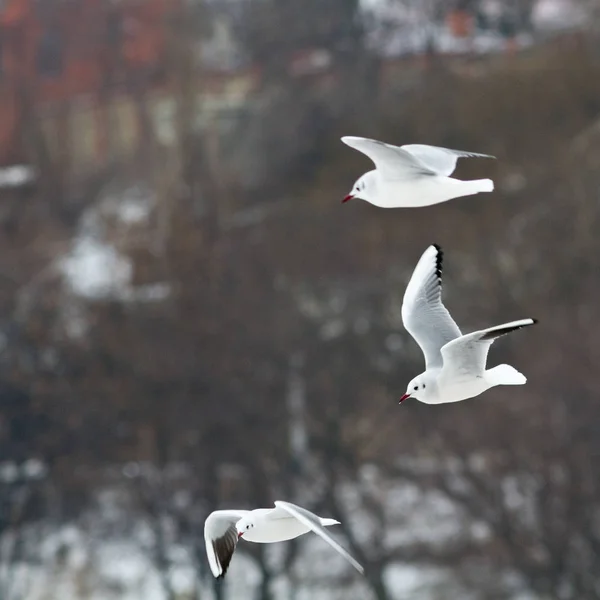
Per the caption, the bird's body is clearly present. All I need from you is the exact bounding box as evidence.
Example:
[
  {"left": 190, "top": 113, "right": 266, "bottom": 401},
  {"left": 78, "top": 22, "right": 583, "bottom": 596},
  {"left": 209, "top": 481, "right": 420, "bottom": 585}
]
[
  {"left": 399, "top": 245, "right": 536, "bottom": 405},
  {"left": 411, "top": 373, "right": 487, "bottom": 405},
  {"left": 341, "top": 137, "right": 494, "bottom": 208},
  {"left": 412, "top": 368, "right": 496, "bottom": 405},
  {"left": 204, "top": 501, "right": 363, "bottom": 578},
  {"left": 355, "top": 169, "right": 493, "bottom": 208},
  {"left": 239, "top": 509, "right": 338, "bottom": 543}
]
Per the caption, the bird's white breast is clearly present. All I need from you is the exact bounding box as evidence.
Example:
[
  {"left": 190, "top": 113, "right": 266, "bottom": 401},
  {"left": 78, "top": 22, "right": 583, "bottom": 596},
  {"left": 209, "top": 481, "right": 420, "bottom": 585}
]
[
  {"left": 432, "top": 377, "right": 491, "bottom": 404},
  {"left": 244, "top": 517, "right": 310, "bottom": 543},
  {"left": 374, "top": 176, "right": 475, "bottom": 208}
]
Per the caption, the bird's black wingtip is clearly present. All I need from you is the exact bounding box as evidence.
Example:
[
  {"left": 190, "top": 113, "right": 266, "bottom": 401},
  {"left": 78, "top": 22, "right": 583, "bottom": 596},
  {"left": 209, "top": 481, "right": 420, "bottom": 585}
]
[
  {"left": 480, "top": 319, "right": 537, "bottom": 341},
  {"left": 431, "top": 244, "right": 443, "bottom": 280}
]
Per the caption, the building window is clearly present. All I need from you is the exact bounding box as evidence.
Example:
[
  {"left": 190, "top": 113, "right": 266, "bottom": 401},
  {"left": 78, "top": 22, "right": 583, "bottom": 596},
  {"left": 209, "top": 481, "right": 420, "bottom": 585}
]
[
  {"left": 107, "top": 11, "right": 123, "bottom": 45},
  {"left": 36, "top": 29, "right": 63, "bottom": 77}
]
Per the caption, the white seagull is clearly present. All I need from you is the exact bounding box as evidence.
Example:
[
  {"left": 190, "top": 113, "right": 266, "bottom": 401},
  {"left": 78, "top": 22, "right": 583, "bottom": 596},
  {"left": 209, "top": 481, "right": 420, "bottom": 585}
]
[
  {"left": 204, "top": 500, "right": 364, "bottom": 578},
  {"left": 399, "top": 244, "right": 537, "bottom": 405},
  {"left": 341, "top": 136, "right": 495, "bottom": 208}
]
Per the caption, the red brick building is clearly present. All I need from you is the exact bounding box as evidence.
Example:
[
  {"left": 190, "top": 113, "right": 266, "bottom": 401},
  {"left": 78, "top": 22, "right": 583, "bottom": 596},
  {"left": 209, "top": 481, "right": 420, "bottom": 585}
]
[{"left": 0, "top": 0, "right": 180, "bottom": 167}]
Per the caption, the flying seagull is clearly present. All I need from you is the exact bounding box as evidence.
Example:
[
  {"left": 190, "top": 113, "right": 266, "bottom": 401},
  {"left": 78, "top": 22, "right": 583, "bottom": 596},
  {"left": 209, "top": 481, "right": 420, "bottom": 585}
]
[
  {"left": 399, "top": 244, "right": 536, "bottom": 404},
  {"left": 204, "top": 500, "right": 364, "bottom": 578},
  {"left": 341, "top": 136, "right": 494, "bottom": 208}
]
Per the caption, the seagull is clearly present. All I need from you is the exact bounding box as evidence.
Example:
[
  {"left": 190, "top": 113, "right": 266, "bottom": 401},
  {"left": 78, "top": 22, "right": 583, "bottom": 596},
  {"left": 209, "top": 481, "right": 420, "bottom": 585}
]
[
  {"left": 204, "top": 500, "right": 364, "bottom": 578},
  {"left": 341, "top": 136, "right": 495, "bottom": 208},
  {"left": 399, "top": 244, "right": 537, "bottom": 405}
]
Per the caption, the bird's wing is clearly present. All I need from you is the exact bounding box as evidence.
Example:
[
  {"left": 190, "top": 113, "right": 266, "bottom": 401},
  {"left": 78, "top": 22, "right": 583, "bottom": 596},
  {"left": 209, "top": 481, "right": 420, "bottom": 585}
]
[
  {"left": 341, "top": 136, "right": 435, "bottom": 179},
  {"left": 204, "top": 510, "right": 250, "bottom": 578},
  {"left": 402, "top": 245, "right": 462, "bottom": 371},
  {"left": 401, "top": 144, "right": 495, "bottom": 177},
  {"left": 440, "top": 319, "right": 536, "bottom": 379},
  {"left": 274, "top": 501, "right": 364, "bottom": 575}
]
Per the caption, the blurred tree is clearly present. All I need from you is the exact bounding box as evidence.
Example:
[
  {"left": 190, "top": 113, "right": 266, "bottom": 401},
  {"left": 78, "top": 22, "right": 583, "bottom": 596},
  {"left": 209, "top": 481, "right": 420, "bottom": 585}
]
[{"left": 3, "top": 6, "right": 600, "bottom": 599}]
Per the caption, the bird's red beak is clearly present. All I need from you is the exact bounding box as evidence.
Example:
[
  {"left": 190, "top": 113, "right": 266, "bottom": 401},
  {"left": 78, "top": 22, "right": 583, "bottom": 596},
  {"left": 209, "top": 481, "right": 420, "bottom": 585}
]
[
  {"left": 238, "top": 531, "right": 244, "bottom": 539},
  {"left": 342, "top": 194, "right": 354, "bottom": 203},
  {"left": 399, "top": 393, "right": 411, "bottom": 404}
]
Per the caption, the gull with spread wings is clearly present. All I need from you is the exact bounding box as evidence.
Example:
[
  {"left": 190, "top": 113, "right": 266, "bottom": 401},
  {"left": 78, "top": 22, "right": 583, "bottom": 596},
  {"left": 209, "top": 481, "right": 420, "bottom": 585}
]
[
  {"left": 204, "top": 500, "right": 364, "bottom": 578},
  {"left": 342, "top": 136, "right": 495, "bottom": 208},
  {"left": 399, "top": 244, "right": 537, "bottom": 405}
]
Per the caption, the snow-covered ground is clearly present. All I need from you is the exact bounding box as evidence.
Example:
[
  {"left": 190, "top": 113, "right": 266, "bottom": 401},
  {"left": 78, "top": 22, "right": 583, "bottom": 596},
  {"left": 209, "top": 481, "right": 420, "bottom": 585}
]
[
  {"left": 0, "top": 454, "right": 541, "bottom": 600},
  {"left": 361, "top": 0, "right": 587, "bottom": 59},
  {"left": 0, "top": 477, "right": 474, "bottom": 600}
]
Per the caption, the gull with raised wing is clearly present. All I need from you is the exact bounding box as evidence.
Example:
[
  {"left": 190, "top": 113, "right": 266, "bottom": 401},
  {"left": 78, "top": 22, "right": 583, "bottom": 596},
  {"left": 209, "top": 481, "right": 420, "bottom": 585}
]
[
  {"left": 204, "top": 500, "right": 364, "bottom": 578},
  {"left": 399, "top": 244, "right": 537, "bottom": 405},
  {"left": 341, "top": 136, "right": 495, "bottom": 207}
]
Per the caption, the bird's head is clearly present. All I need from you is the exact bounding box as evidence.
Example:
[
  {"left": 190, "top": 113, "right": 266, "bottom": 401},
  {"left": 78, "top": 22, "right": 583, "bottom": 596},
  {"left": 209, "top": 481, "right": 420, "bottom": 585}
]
[
  {"left": 235, "top": 517, "right": 255, "bottom": 539},
  {"left": 342, "top": 171, "right": 376, "bottom": 203},
  {"left": 400, "top": 372, "right": 436, "bottom": 404}
]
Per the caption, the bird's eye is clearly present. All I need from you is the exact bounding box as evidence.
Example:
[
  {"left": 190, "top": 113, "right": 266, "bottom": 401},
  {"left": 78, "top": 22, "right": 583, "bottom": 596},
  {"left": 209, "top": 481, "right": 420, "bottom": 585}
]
[
  {"left": 246, "top": 525, "right": 250, "bottom": 530},
  {"left": 414, "top": 386, "right": 418, "bottom": 391},
  {"left": 423, "top": 384, "right": 426, "bottom": 389}
]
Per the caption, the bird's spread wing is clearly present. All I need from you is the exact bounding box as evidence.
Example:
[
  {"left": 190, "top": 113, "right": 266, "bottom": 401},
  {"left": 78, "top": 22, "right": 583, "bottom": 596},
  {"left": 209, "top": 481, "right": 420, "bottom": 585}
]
[
  {"left": 402, "top": 245, "right": 462, "bottom": 370},
  {"left": 440, "top": 319, "right": 536, "bottom": 379},
  {"left": 204, "top": 510, "right": 249, "bottom": 578},
  {"left": 274, "top": 501, "right": 364, "bottom": 574},
  {"left": 401, "top": 144, "right": 495, "bottom": 177},
  {"left": 341, "top": 136, "right": 435, "bottom": 179}
]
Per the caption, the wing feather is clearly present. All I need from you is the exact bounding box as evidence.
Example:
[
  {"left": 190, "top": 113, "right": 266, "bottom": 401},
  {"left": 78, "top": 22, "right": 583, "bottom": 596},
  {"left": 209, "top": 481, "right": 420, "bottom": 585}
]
[
  {"left": 402, "top": 245, "right": 461, "bottom": 370},
  {"left": 342, "top": 136, "right": 435, "bottom": 179},
  {"left": 204, "top": 510, "right": 249, "bottom": 578},
  {"left": 440, "top": 319, "right": 536, "bottom": 379},
  {"left": 401, "top": 144, "right": 495, "bottom": 177},
  {"left": 274, "top": 501, "right": 364, "bottom": 575}
]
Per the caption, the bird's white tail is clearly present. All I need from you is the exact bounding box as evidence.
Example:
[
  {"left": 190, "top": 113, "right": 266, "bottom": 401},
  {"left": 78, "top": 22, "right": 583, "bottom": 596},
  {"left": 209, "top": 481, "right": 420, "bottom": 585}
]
[
  {"left": 486, "top": 364, "right": 526, "bottom": 386},
  {"left": 467, "top": 178, "right": 494, "bottom": 193}
]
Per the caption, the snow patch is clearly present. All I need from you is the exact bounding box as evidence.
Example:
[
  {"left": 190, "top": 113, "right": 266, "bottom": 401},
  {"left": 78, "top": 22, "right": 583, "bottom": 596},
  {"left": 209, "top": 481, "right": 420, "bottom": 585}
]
[
  {"left": 0, "top": 165, "right": 35, "bottom": 188},
  {"left": 59, "top": 237, "right": 133, "bottom": 300}
]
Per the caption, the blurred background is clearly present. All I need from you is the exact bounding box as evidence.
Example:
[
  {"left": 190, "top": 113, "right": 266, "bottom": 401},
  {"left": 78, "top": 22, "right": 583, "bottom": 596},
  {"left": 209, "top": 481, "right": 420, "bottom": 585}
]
[{"left": 0, "top": 0, "right": 599, "bottom": 599}]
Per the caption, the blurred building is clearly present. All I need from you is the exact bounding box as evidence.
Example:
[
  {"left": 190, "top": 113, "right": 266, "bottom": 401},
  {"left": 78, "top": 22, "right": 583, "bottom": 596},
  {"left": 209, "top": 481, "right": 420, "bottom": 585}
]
[
  {"left": 0, "top": 0, "right": 181, "bottom": 172},
  {"left": 0, "top": 0, "right": 589, "bottom": 181}
]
